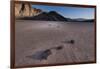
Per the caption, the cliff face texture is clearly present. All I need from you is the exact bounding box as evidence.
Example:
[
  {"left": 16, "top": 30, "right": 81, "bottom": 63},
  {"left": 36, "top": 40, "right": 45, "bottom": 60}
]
[{"left": 15, "top": 3, "right": 42, "bottom": 17}]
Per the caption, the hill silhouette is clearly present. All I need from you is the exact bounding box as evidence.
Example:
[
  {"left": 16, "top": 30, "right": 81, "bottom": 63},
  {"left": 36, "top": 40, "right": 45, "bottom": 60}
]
[{"left": 18, "top": 11, "right": 68, "bottom": 21}]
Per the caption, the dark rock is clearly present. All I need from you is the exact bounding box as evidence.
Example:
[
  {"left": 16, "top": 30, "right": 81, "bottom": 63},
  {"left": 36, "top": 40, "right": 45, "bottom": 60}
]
[
  {"left": 27, "top": 49, "right": 52, "bottom": 61},
  {"left": 70, "top": 40, "right": 75, "bottom": 44},
  {"left": 62, "top": 39, "right": 75, "bottom": 44},
  {"left": 54, "top": 45, "right": 63, "bottom": 50},
  {"left": 26, "top": 45, "right": 63, "bottom": 61}
]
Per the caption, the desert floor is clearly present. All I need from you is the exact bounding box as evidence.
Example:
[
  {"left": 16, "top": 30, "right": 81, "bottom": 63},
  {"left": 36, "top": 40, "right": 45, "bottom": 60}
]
[{"left": 15, "top": 20, "right": 95, "bottom": 67}]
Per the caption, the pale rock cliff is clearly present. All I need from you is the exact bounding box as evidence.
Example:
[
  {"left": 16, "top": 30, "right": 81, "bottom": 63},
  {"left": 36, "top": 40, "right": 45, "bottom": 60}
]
[{"left": 15, "top": 3, "right": 42, "bottom": 17}]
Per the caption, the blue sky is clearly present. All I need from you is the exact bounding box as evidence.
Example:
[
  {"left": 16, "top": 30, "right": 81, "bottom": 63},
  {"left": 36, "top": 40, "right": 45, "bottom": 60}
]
[{"left": 32, "top": 5, "right": 95, "bottom": 19}]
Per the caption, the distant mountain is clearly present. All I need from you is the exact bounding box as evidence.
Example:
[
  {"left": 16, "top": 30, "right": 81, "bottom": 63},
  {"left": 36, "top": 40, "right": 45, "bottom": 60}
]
[
  {"left": 68, "top": 18, "right": 94, "bottom": 22},
  {"left": 48, "top": 11, "right": 68, "bottom": 21},
  {"left": 81, "top": 19, "right": 94, "bottom": 22},
  {"left": 18, "top": 11, "right": 68, "bottom": 21},
  {"left": 72, "top": 18, "right": 86, "bottom": 21}
]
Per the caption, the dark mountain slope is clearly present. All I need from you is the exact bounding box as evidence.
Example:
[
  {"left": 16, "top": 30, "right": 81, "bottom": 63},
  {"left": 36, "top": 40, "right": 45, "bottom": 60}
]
[{"left": 18, "top": 11, "right": 68, "bottom": 21}]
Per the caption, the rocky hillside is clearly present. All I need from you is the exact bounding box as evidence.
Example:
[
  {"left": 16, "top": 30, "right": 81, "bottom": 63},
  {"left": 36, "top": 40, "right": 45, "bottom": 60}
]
[
  {"left": 31, "top": 11, "right": 68, "bottom": 21},
  {"left": 15, "top": 3, "right": 42, "bottom": 17}
]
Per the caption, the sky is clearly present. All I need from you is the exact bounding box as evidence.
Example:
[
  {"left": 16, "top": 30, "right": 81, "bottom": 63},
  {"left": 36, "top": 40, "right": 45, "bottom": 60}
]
[{"left": 32, "top": 4, "right": 95, "bottom": 19}]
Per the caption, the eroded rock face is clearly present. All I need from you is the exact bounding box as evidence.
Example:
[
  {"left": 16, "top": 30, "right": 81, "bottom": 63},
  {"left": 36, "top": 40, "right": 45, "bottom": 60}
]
[{"left": 15, "top": 3, "right": 42, "bottom": 17}]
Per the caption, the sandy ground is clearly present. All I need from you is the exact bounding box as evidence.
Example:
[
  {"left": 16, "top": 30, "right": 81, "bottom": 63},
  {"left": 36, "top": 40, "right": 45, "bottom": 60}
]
[{"left": 15, "top": 20, "right": 95, "bottom": 67}]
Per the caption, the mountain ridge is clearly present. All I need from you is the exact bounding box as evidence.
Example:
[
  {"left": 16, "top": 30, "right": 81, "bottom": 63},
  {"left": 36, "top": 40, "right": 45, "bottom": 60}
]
[{"left": 17, "top": 11, "right": 94, "bottom": 22}]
